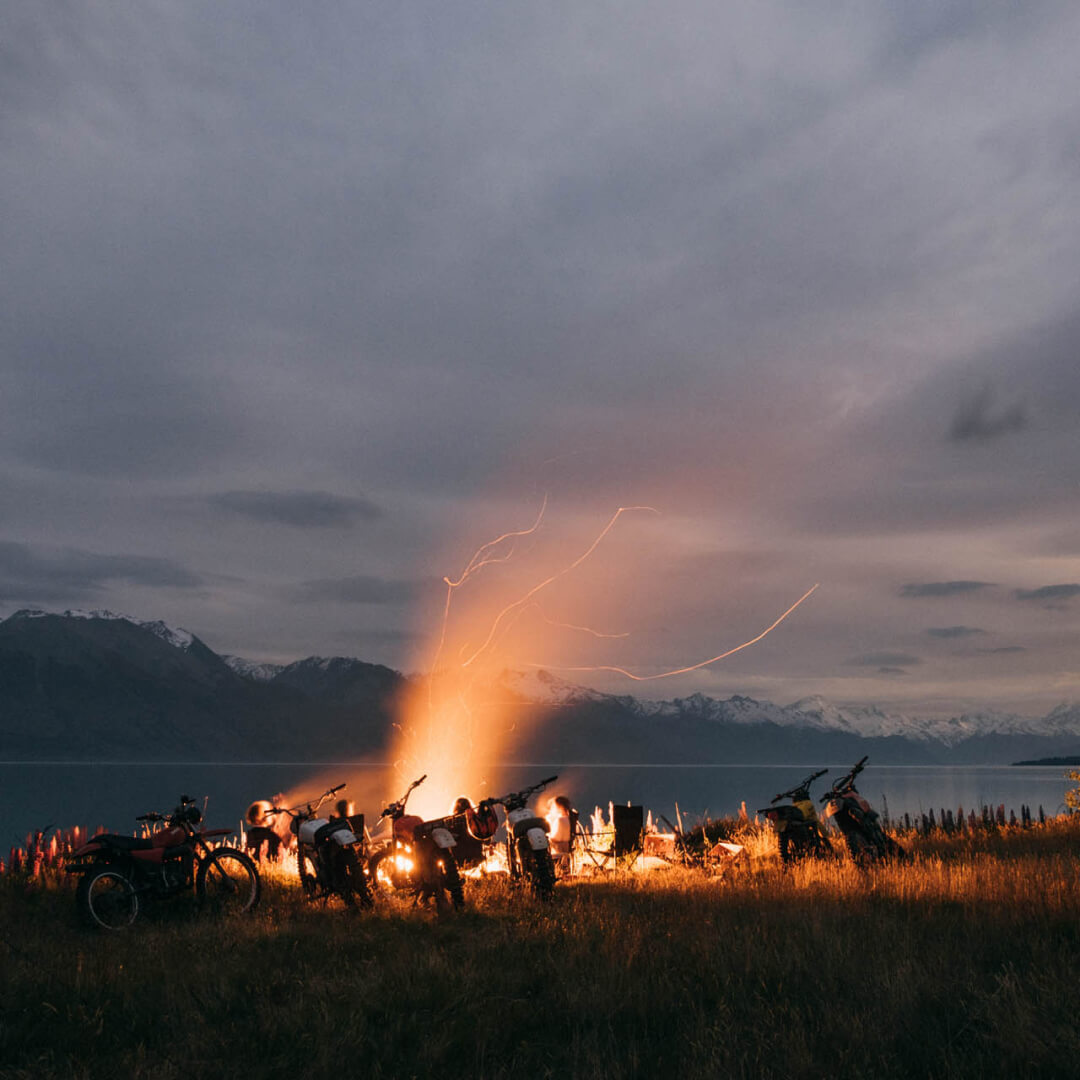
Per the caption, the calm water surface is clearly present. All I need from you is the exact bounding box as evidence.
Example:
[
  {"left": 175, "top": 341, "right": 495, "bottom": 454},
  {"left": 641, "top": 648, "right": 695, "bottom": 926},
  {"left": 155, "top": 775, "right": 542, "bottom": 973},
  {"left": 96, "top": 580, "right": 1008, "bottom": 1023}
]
[{"left": 2, "top": 761, "right": 1075, "bottom": 846}]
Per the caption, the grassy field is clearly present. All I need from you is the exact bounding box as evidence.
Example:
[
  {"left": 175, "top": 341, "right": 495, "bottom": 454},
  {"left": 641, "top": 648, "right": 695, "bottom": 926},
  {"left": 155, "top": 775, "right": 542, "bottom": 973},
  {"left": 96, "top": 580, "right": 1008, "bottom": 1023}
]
[{"left": 2, "top": 820, "right": 1079, "bottom": 1080}]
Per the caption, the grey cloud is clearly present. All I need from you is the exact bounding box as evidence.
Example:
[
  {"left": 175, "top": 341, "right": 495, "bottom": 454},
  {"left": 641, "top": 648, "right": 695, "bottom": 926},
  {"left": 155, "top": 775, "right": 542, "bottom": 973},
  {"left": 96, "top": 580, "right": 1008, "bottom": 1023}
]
[
  {"left": 948, "top": 385, "right": 1027, "bottom": 442},
  {"left": 1030, "top": 529, "right": 1080, "bottom": 557},
  {"left": 847, "top": 652, "right": 922, "bottom": 667},
  {"left": 900, "top": 582, "right": 994, "bottom": 598},
  {"left": 925, "top": 626, "right": 985, "bottom": 639},
  {"left": 208, "top": 491, "right": 381, "bottom": 528},
  {"left": 291, "top": 575, "right": 419, "bottom": 605},
  {"left": 976, "top": 645, "right": 1026, "bottom": 655},
  {"left": 876, "top": 666, "right": 910, "bottom": 676},
  {"left": 1014, "top": 583, "right": 1080, "bottom": 606},
  {"left": 0, "top": 540, "right": 202, "bottom": 604},
  {"left": 3, "top": 2, "right": 1080, "bottom": 714}
]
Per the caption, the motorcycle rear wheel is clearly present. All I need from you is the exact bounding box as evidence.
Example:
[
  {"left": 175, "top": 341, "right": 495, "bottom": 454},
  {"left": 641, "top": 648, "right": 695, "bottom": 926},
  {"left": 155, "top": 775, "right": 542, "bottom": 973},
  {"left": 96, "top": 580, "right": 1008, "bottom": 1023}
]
[
  {"left": 80, "top": 867, "right": 139, "bottom": 930},
  {"left": 528, "top": 847, "right": 556, "bottom": 902},
  {"left": 517, "top": 840, "right": 556, "bottom": 901},
  {"left": 196, "top": 848, "right": 261, "bottom": 915},
  {"left": 441, "top": 855, "right": 465, "bottom": 911}
]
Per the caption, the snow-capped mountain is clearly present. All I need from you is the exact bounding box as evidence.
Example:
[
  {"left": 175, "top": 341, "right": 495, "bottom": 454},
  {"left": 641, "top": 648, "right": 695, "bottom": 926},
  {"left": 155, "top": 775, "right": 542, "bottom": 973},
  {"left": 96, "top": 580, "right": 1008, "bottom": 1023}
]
[
  {"left": 505, "top": 673, "right": 1080, "bottom": 752},
  {"left": 222, "top": 655, "right": 285, "bottom": 682},
  {"left": 6, "top": 608, "right": 196, "bottom": 651},
  {"left": 3, "top": 608, "right": 1079, "bottom": 764}
]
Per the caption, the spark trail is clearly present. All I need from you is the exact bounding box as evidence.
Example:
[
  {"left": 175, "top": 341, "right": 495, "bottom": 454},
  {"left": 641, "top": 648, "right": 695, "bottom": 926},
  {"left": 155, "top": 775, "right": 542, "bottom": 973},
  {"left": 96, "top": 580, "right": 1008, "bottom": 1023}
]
[
  {"left": 527, "top": 582, "right": 820, "bottom": 681},
  {"left": 458, "top": 505, "right": 658, "bottom": 669}
]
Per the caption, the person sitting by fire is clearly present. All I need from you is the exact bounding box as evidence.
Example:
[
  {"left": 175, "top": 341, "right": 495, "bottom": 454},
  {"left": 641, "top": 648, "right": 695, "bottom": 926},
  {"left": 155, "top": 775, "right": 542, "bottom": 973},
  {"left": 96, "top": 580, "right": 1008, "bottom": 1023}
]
[
  {"left": 245, "top": 796, "right": 293, "bottom": 862},
  {"left": 547, "top": 795, "right": 578, "bottom": 874},
  {"left": 450, "top": 796, "right": 499, "bottom": 870}
]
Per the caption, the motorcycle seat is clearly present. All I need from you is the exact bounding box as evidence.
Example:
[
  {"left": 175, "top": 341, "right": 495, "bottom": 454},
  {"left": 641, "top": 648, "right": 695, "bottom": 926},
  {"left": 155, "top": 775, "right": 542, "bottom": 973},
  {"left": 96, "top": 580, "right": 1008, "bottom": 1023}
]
[
  {"left": 94, "top": 833, "right": 155, "bottom": 851},
  {"left": 314, "top": 818, "right": 354, "bottom": 844}
]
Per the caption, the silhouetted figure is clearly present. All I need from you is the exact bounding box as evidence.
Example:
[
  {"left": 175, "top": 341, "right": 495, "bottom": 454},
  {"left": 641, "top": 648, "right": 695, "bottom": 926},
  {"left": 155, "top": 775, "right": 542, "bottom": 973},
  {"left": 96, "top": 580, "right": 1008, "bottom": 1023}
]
[
  {"left": 450, "top": 796, "right": 486, "bottom": 869},
  {"left": 246, "top": 798, "right": 291, "bottom": 862},
  {"left": 549, "top": 795, "right": 578, "bottom": 873}
]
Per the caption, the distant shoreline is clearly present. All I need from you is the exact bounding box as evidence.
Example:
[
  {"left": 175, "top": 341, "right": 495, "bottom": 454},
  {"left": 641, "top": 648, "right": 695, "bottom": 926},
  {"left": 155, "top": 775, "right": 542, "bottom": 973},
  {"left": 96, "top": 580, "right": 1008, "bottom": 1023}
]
[{"left": 1012, "top": 756, "right": 1080, "bottom": 766}]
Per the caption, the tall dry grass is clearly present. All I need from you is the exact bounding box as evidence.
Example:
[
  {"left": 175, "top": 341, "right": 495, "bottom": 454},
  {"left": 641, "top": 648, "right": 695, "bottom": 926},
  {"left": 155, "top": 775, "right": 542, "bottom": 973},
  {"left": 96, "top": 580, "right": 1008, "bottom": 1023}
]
[{"left": 1, "top": 818, "right": 1078, "bottom": 1079}]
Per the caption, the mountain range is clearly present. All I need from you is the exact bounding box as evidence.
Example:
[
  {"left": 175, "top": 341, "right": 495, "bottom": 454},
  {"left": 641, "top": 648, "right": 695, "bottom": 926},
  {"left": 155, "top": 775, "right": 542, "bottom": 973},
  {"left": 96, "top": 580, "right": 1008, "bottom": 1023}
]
[{"left": 2, "top": 608, "right": 1079, "bottom": 764}]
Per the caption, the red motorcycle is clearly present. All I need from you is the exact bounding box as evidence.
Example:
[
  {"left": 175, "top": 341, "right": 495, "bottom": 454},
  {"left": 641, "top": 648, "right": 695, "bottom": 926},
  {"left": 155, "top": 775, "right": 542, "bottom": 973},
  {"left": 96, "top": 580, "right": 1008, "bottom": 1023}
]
[
  {"left": 820, "top": 758, "right": 907, "bottom": 864},
  {"left": 367, "top": 775, "right": 465, "bottom": 911},
  {"left": 66, "top": 795, "right": 261, "bottom": 929}
]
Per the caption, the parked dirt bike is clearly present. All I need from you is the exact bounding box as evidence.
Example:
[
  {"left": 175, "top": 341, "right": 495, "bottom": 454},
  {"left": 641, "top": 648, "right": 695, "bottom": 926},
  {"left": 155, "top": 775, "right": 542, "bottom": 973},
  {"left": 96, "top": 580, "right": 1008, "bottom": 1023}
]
[
  {"left": 368, "top": 775, "right": 465, "bottom": 911},
  {"left": 65, "top": 795, "right": 260, "bottom": 930},
  {"left": 484, "top": 775, "right": 558, "bottom": 901},
  {"left": 758, "top": 768, "right": 834, "bottom": 864},
  {"left": 268, "top": 783, "right": 372, "bottom": 908},
  {"left": 820, "top": 757, "right": 907, "bottom": 864}
]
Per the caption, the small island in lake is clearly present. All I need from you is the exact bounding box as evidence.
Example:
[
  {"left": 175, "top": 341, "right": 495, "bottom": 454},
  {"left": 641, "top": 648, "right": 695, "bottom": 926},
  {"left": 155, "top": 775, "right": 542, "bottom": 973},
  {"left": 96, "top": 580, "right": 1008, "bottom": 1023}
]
[{"left": 1012, "top": 755, "right": 1080, "bottom": 766}]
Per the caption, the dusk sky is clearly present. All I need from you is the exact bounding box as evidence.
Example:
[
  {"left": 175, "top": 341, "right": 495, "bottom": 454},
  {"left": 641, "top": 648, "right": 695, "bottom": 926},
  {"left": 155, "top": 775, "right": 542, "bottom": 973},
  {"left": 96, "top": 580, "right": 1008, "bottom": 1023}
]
[{"left": 3, "top": 2, "right": 1079, "bottom": 716}]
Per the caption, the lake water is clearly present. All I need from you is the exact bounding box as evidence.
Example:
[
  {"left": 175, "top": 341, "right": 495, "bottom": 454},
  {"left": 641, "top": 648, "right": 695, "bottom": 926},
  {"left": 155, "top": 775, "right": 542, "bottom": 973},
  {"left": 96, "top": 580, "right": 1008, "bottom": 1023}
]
[{"left": 2, "top": 760, "right": 1075, "bottom": 847}]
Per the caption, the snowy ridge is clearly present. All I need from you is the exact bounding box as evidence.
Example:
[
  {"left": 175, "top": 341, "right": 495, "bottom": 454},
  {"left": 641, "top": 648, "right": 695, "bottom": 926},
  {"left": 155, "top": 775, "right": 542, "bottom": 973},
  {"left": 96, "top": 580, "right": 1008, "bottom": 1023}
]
[
  {"left": 5, "top": 608, "right": 195, "bottom": 651},
  {"left": 512, "top": 672, "right": 1080, "bottom": 747},
  {"left": 222, "top": 655, "right": 285, "bottom": 682}
]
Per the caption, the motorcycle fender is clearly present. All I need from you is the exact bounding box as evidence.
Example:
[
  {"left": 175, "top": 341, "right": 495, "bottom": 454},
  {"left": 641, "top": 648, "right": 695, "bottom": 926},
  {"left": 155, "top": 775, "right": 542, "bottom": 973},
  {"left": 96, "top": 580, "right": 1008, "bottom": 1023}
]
[
  {"left": 525, "top": 827, "right": 549, "bottom": 851},
  {"left": 298, "top": 818, "right": 330, "bottom": 846},
  {"left": 430, "top": 827, "right": 456, "bottom": 849},
  {"left": 330, "top": 829, "right": 358, "bottom": 847},
  {"left": 510, "top": 814, "right": 549, "bottom": 839},
  {"left": 506, "top": 807, "right": 535, "bottom": 828}
]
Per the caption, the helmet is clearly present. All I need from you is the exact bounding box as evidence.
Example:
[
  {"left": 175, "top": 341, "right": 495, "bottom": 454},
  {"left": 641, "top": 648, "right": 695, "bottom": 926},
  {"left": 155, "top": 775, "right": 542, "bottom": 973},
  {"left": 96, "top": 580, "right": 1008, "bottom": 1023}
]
[{"left": 466, "top": 802, "right": 499, "bottom": 840}]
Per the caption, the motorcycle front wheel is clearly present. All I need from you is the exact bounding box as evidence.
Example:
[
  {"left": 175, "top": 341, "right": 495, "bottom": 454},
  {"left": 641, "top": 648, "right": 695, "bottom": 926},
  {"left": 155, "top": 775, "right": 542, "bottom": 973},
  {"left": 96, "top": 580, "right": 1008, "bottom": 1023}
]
[
  {"left": 80, "top": 866, "right": 139, "bottom": 930},
  {"left": 297, "top": 843, "right": 319, "bottom": 896},
  {"left": 368, "top": 848, "right": 410, "bottom": 893},
  {"left": 336, "top": 846, "right": 374, "bottom": 909},
  {"left": 196, "top": 848, "right": 261, "bottom": 915}
]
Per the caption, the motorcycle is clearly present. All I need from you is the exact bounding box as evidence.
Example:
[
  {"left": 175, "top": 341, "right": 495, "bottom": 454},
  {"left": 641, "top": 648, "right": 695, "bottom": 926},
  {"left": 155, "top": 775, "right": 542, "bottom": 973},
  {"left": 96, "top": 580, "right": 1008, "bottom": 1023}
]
[
  {"left": 820, "top": 757, "right": 907, "bottom": 864},
  {"left": 65, "top": 795, "right": 260, "bottom": 930},
  {"left": 484, "top": 774, "right": 558, "bottom": 901},
  {"left": 268, "top": 783, "right": 372, "bottom": 908},
  {"left": 758, "top": 768, "right": 834, "bottom": 864},
  {"left": 367, "top": 775, "right": 465, "bottom": 911}
]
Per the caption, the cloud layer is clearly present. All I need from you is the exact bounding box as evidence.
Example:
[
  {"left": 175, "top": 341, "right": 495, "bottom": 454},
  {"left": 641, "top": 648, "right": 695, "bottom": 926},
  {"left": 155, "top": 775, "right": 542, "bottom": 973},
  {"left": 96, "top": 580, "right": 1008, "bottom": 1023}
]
[{"left": 2, "top": 2, "right": 1080, "bottom": 713}]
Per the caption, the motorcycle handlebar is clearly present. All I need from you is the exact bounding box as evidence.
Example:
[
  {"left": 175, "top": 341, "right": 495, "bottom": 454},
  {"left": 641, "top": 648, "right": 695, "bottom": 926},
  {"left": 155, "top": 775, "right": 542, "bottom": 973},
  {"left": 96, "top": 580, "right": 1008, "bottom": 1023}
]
[
  {"left": 486, "top": 773, "right": 559, "bottom": 808},
  {"left": 770, "top": 768, "right": 828, "bottom": 804},
  {"left": 820, "top": 757, "right": 869, "bottom": 801}
]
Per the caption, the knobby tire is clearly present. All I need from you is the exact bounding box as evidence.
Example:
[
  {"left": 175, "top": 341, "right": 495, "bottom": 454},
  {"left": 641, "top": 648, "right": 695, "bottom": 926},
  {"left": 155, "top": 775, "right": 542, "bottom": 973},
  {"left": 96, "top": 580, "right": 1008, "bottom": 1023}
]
[
  {"left": 196, "top": 848, "right": 261, "bottom": 915},
  {"left": 80, "top": 866, "right": 139, "bottom": 930}
]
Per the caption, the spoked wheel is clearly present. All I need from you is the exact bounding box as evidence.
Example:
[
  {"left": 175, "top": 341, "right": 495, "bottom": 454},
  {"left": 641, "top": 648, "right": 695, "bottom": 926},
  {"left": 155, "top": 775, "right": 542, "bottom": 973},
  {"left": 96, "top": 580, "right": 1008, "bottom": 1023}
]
[
  {"left": 368, "top": 848, "right": 411, "bottom": 893},
  {"left": 777, "top": 832, "right": 792, "bottom": 865},
  {"left": 80, "top": 867, "right": 139, "bottom": 930},
  {"left": 297, "top": 843, "right": 319, "bottom": 897},
  {"left": 196, "top": 848, "right": 261, "bottom": 915},
  {"left": 336, "top": 847, "right": 373, "bottom": 909},
  {"left": 520, "top": 843, "right": 556, "bottom": 901},
  {"left": 440, "top": 854, "right": 466, "bottom": 911}
]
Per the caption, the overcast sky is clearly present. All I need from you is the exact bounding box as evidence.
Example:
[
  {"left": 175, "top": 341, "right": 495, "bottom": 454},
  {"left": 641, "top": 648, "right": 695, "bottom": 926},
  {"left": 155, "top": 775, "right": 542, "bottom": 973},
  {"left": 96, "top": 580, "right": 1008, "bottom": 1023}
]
[{"left": 3, "top": 1, "right": 1079, "bottom": 716}]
